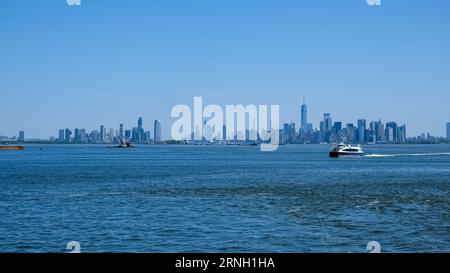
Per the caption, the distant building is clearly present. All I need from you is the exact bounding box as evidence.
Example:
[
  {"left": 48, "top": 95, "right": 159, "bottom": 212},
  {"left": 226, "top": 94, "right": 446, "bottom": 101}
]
[
  {"left": 89, "top": 130, "right": 100, "bottom": 143},
  {"left": 319, "top": 121, "right": 325, "bottom": 143},
  {"left": 398, "top": 125, "right": 407, "bottom": 143},
  {"left": 74, "top": 128, "right": 87, "bottom": 143},
  {"left": 154, "top": 120, "right": 162, "bottom": 142},
  {"left": 65, "top": 128, "right": 72, "bottom": 143},
  {"left": 323, "top": 113, "right": 332, "bottom": 132},
  {"left": 323, "top": 113, "right": 332, "bottom": 143},
  {"left": 119, "top": 124, "right": 124, "bottom": 138},
  {"left": 73, "top": 128, "right": 87, "bottom": 143},
  {"left": 447, "top": 123, "right": 450, "bottom": 140},
  {"left": 282, "top": 123, "right": 289, "bottom": 144},
  {"left": 332, "top": 122, "right": 342, "bottom": 135},
  {"left": 144, "top": 131, "right": 151, "bottom": 143},
  {"left": 125, "top": 130, "right": 131, "bottom": 140},
  {"left": 375, "top": 120, "right": 385, "bottom": 142},
  {"left": 131, "top": 127, "right": 139, "bottom": 142},
  {"left": 58, "top": 129, "right": 65, "bottom": 142},
  {"left": 385, "top": 122, "right": 398, "bottom": 143},
  {"left": 301, "top": 98, "right": 308, "bottom": 133},
  {"left": 18, "top": 131, "right": 25, "bottom": 142},
  {"left": 100, "top": 125, "right": 106, "bottom": 143},
  {"left": 344, "top": 123, "right": 356, "bottom": 143},
  {"left": 222, "top": 124, "right": 227, "bottom": 141},
  {"left": 137, "top": 117, "right": 144, "bottom": 142},
  {"left": 357, "top": 119, "right": 366, "bottom": 144}
]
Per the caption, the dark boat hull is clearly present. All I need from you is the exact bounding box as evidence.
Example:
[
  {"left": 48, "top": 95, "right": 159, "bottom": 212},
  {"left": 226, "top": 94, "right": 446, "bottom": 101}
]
[{"left": 329, "top": 151, "right": 364, "bottom": 157}]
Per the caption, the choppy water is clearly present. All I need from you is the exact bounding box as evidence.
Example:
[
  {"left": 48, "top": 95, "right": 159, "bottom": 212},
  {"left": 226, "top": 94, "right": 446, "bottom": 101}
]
[{"left": 0, "top": 144, "right": 449, "bottom": 253}]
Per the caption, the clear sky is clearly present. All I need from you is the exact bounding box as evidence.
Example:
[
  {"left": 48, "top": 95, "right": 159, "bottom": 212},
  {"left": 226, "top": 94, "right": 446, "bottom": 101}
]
[{"left": 1, "top": 0, "right": 449, "bottom": 139}]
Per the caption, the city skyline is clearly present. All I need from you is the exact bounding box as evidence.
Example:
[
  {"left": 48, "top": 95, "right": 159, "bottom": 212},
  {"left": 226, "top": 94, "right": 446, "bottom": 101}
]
[
  {"left": 1, "top": 1, "right": 450, "bottom": 138},
  {"left": 2, "top": 100, "right": 449, "bottom": 144}
]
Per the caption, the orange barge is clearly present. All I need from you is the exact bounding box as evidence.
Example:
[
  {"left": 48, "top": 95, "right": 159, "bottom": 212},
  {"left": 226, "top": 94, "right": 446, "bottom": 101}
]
[{"left": 0, "top": 146, "right": 25, "bottom": 150}]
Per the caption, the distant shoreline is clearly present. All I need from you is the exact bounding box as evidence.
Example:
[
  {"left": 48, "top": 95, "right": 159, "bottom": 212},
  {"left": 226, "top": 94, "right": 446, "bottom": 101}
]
[{"left": 1, "top": 142, "right": 449, "bottom": 146}]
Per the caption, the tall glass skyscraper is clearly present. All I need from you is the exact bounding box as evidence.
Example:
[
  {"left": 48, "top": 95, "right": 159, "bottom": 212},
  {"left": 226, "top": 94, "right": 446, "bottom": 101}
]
[
  {"left": 300, "top": 97, "right": 307, "bottom": 132},
  {"left": 119, "top": 124, "right": 124, "bottom": 138},
  {"left": 100, "top": 125, "right": 106, "bottom": 143},
  {"left": 323, "top": 113, "right": 332, "bottom": 132},
  {"left": 154, "top": 120, "right": 162, "bottom": 142},
  {"left": 357, "top": 119, "right": 366, "bottom": 144}
]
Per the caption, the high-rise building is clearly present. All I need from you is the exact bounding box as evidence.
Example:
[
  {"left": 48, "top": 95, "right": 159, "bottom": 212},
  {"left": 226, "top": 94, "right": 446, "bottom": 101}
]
[
  {"left": 385, "top": 122, "right": 398, "bottom": 143},
  {"left": 447, "top": 123, "right": 450, "bottom": 140},
  {"left": 131, "top": 127, "right": 139, "bottom": 142},
  {"left": 18, "top": 131, "right": 25, "bottom": 142},
  {"left": 343, "top": 123, "right": 356, "bottom": 143},
  {"left": 322, "top": 113, "right": 332, "bottom": 143},
  {"left": 332, "top": 122, "right": 342, "bottom": 134},
  {"left": 398, "top": 124, "right": 407, "bottom": 143},
  {"left": 58, "top": 129, "right": 65, "bottom": 142},
  {"left": 323, "top": 113, "right": 332, "bottom": 132},
  {"left": 65, "top": 128, "right": 72, "bottom": 143},
  {"left": 137, "top": 117, "right": 144, "bottom": 142},
  {"left": 125, "top": 130, "right": 131, "bottom": 140},
  {"left": 74, "top": 128, "right": 80, "bottom": 142},
  {"left": 154, "top": 120, "right": 162, "bottom": 142},
  {"left": 119, "top": 124, "right": 124, "bottom": 138},
  {"left": 357, "top": 119, "right": 366, "bottom": 144},
  {"left": 301, "top": 97, "right": 307, "bottom": 132},
  {"left": 89, "top": 130, "right": 100, "bottom": 143},
  {"left": 306, "top": 123, "right": 313, "bottom": 135},
  {"left": 375, "top": 120, "right": 385, "bottom": 142},
  {"left": 100, "top": 125, "right": 106, "bottom": 143},
  {"left": 222, "top": 124, "right": 227, "bottom": 141},
  {"left": 74, "top": 129, "right": 87, "bottom": 143},
  {"left": 144, "top": 131, "right": 151, "bottom": 143}
]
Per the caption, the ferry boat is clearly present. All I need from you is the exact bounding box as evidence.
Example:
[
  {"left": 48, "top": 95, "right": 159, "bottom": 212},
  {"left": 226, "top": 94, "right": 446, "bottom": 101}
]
[{"left": 329, "top": 143, "right": 364, "bottom": 157}]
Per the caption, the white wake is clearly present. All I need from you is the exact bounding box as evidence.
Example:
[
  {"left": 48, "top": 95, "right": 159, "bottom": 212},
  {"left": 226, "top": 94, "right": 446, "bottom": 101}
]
[{"left": 366, "top": 153, "right": 450, "bottom": 158}]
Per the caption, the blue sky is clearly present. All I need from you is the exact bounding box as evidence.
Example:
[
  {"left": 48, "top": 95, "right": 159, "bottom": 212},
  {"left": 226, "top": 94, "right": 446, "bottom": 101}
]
[{"left": 1, "top": 0, "right": 449, "bottom": 139}]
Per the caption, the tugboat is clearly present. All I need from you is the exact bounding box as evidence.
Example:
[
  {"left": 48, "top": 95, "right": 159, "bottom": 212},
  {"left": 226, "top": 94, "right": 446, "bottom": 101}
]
[
  {"left": 108, "top": 138, "right": 135, "bottom": 148},
  {"left": 329, "top": 143, "right": 364, "bottom": 157}
]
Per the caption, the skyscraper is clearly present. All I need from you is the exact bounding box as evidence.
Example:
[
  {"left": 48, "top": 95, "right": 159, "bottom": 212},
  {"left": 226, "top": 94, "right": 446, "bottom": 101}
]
[
  {"left": 100, "top": 125, "right": 106, "bottom": 143},
  {"left": 300, "top": 97, "right": 307, "bottom": 132},
  {"left": 58, "top": 129, "right": 65, "bottom": 143},
  {"left": 375, "top": 120, "right": 385, "bottom": 143},
  {"left": 18, "top": 131, "right": 25, "bottom": 142},
  {"left": 447, "top": 123, "right": 450, "bottom": 140},
  {"left": 386, "top": 122, "right": 398, "bottom": 143},
  {"left": 398, "top": 125, "right": 407, "bottom": 143},
  {"left": 323, "top": 113, "right": 332, "bottom": 143},
  {"left": 74, "top": 129, "right": 87, "bottom": 143},
  {"left": 283, "top": 123, "right": 290, "bottom": 144},
  {"left": 222, "top": 124, "right": 227, "bottom": 141},
  {"left": 65, "top": 128, "right": 72, "bottom": 143},
  {"left": 125, "top": 130, "right": 131, "bottom": 140},
  {"left": 131, "top": 127, "right": 139, "bottom": 142},
  {"left": 74, "top": 129, "right": 80, "bottom": 142},
  {"left": 323, "top": 113, "right": 332, "bottom": 132},
  {"left": 137, "top": 117, "right": 144, "bottom": 142},
  {"left": 357, "top": 119, "right": 366, "bottom": 144},
  {"left": 119, "top": 124, "right": 124, "bottom": 138},
  {"left": 154, "top": 120, "right": 162, "bottom": 142}
]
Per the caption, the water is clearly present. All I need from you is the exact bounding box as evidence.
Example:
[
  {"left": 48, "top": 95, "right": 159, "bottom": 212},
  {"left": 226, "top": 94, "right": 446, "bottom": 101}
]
[{"left": 0, "top": 144, "right": 449, "bottom": 253}]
